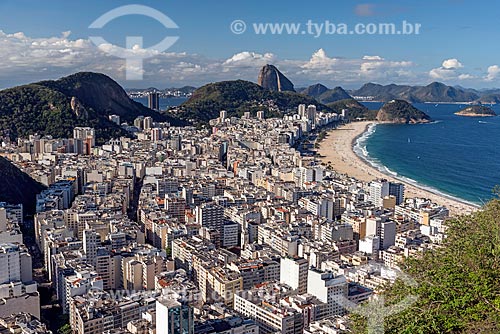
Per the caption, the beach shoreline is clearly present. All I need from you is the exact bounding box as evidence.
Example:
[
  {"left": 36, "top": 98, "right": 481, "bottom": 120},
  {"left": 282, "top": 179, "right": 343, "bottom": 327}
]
[{"left": 318, "top": 121, "right": 479, "bottom": 216}]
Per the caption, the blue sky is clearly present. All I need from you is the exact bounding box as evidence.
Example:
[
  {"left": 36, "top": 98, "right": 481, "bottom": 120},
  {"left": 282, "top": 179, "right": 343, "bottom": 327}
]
[{"left": 0, "top": 0, "right": 499, "bottom": 88}]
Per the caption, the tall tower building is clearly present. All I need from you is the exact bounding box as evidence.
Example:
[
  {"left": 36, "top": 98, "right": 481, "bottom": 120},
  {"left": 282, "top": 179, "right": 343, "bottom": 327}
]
[
  {"left": 280, "top": 257, "right": 309, "bottom": 294},
  {"left": 389, "top": 182, "right": 405, "bottom": 205},
  {"left": 195, "top": 203, "right": 224, "bottom": 233},
  {"left": 156, "top": 295, "right": 194, "bottom": 334},
  {"left": 83, "top": 230, "right": 99, "bottom": 266},
  {"left": 307, "top": 269, "right": 348, "bottom": 316},
  {"left": 369, "top": 179, "right": 390, "bottom": 207},
  {"left": 365, "top": 217, "right": 396, "bottom": 249},
  {"left": 169, "top": 135, "right": 181, "bottom": 151},
  {"left": 148, "top": 92, "right": 160, "bottom": 111},
  {"left": 298, "top": 104, "right": 306, "bottom": 118},
  {"left": 134, "top": 116, "right": 144, "bottom": 130},
  {"left": 143, "top": 116, "right": 153, "bottom": 130},
  {"left": 73, "top": 127, "right": 95, "bottom": 155},
  {"left": 307, "top": 104, "right": 317, "bottom": 124},
  {"left": 0, "top": 243, "right": 21, "bottom": 284},
  {"left": 220, "top": 110, "right": 227, "bottom": 122}
]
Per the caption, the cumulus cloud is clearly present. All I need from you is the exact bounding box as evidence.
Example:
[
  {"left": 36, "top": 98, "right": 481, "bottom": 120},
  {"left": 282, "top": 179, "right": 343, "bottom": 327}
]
[
  {"left": 223, "top": 52, "right": 276, "bottom": 67},
  {"left": 441, "top": 58, "right": 463, "bottom": 69},
  {"left": 300, "top": 48, "right": 341, "bottom": 70},
  {"left": 362, "top": 55, "right": 384, "bottom": 61},
  {"left": 485, "top": 65, "right": 500, "bottom": 81},
  {"left": 0, "top": 30, "right": 497, "bottom": 88},
  {"left": 429, "top": 58, "right": 473, "bottom": 81}
]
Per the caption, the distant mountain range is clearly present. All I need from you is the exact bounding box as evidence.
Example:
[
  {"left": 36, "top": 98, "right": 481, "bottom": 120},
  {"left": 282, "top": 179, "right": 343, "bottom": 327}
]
[
  {"left": 349, "top": 82, "right": 500, "bottom": 103},
  {"left": 3, "top": 64, "right": 500, "bottom": 144}
]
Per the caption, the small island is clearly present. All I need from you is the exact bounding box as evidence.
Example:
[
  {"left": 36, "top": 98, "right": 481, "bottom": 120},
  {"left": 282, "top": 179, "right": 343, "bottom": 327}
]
[
  {"left": 454, "top": 105, "right": 497, "bottom": 117},
  {"left": 377, "top": 99, "right": 431, "bottom": 124}
]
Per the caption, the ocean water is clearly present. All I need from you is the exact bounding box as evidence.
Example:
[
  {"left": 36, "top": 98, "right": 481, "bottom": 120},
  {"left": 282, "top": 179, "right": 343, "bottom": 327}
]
[
  {"left": 357, "top": 102, "right": 500, "bottom": 205},
  {"left": 133, "top": 97, "right": 187, "bottom": 110}
]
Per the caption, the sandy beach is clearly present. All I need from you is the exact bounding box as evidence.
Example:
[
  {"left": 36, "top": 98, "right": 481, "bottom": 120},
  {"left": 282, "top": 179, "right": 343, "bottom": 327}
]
[{"left": 318, "top": 121, "right": 479, "bottom": 216}]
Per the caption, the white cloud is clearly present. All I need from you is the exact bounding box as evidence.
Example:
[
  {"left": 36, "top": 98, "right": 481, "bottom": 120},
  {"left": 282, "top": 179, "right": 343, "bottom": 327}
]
[
  {"left": 442, "top": 58, "right": 463, "bottom": 69},
  {"left": 223, "top": 52, "right": 276, "bottom": 67},
  {"left": 429, "top": 58, "right": 473, "bottom": 81},
  {"left": 301, "top": 48, "right": 340, "bottom": 69},
  {"left": 362, "top": 55, "right": 384, "bottom": 61},
  {"left": 458, "top": 73, "right": 474, "bottom": 80},
  {"left": 429, "top": 67, "right": 453, "bottom": 80},
  {"left": 485, "top": 65, "right": 500, "bottom": 81},
  {"left": 0, "top": 30, "right": 497, "bottom": 88}
]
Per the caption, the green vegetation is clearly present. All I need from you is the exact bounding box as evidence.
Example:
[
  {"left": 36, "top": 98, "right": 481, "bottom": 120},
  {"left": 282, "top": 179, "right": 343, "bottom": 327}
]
[
  {"left": 351, "top": 82, "right": 481, "bottom": 103},
  {"left": 353, "top": 200, "right": 500, "bottom": 333},
  {"left": 454, "top": 105, "right": 497, "bottom": 117},
  {"left": 301, "top": 84, "right": 352, "bottom": 104},
  {"left": 377, "top": 99, "right": 431, "bottom": 123},
  {"left": 316, "top": 87, "right": 352, "bottom": 104},
  {"left": 326, "top": 99, "right": 377, "bottom": 121},
  {"left": 177, "top": 80, "right": 331, "bottom": 122},
  {"left": 58, "top": 323, "right": 72, "bottom": 334},
  {"left": 0, "top": 72, "right": 185, "bottom": 143},
  {"left": 0, "top": 157, "right": 46, "bottom": 215}
]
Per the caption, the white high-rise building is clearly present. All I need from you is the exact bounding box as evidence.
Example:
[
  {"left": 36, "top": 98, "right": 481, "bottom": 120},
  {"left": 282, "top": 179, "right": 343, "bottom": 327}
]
[
  {"left": 298, "top": 104, "right": 306, "bottom": 118},
  {"left": 307, "top": 105, "right": 317, "bottom": 124},
  {"left": 143, "top": 116, "right": 153, "bottom": 130},
  {"left": 280, "top": 257, "right": 309, "bottom": 294},
  {"left": 156, "top": 295, "right": 194, "bottom": 334},
  {"left": 307, "top": 269, "right": 348, "bottom": 317},
  {"left": 83, "top": 230, "right": 99, "bottom": 266},
  {"left": 220, "top": 110, "right": 227, "bottom": 122},
  {"left": 0, "top": 243, "right": 21, "bottom": 284},
  {"left": 369, "top": 179, "right": 390, "bottom": 207},
  {"left": 359, "top": 235, "right": 381, "bottom": 255},
  {"left": 73, "top": 127, "right": 95, "bottom": 147},
  {"left": 366, "top": 218, "right": 396, "bottom": 250}
]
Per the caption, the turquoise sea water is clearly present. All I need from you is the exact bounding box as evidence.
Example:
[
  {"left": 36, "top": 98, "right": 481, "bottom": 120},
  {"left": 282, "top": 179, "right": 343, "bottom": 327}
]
[{"left": 358, "top": 102, "right": 500, "bottom": 205}]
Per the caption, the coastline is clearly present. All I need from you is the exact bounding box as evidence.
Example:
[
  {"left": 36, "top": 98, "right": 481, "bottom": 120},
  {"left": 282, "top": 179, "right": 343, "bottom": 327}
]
[{"left": 318, "top": 121, "right": 479, "bottom": 216}]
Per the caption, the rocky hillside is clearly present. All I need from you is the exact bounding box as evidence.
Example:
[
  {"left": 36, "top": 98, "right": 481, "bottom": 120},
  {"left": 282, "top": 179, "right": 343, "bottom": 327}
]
[
  {"left": 327, "top": 99, "right": 377, "bottom": 121},
  {"left": 178, "top": 80, "right": 328, "bottom": 122},
  {"left": 377, "top": 100, "right": 431, "bottom": 123},
  {"left": 455, "top": 105, "right": 497, "bottom": 117},
  {"left": 0, "top": 72, "right": 186, "bottom": 143},
  {"left": 257, "top": 64, "right": 295, "bottom": 92},
  {"left": 301, "top": 84, "right": 352, "bottom": 104},
  {"left": 0, "top": 157, "right": 46, "bottom": 215}
]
